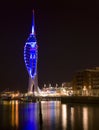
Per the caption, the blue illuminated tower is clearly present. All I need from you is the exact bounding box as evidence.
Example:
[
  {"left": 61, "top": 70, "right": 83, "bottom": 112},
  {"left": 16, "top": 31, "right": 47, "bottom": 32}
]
[{"left": 24, "top": 10, "right": 38, "bottom": 94}]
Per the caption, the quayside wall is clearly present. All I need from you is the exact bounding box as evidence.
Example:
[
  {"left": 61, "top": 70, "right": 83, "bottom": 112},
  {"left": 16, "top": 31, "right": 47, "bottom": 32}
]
[{"left": 61, "top": 96, "right": 99, "bottom": 104}]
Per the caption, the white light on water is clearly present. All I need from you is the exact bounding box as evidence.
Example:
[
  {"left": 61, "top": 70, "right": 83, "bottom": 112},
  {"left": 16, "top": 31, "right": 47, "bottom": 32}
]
[
  {"left": 83, "top": 107, "right": 88, "bottom": 130},
  {"left": 62, "top": 104, "right": 67, "bottom": 130}
]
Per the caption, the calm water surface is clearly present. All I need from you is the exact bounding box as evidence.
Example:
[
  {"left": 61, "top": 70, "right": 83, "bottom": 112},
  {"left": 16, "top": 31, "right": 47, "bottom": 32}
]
[{"left": 0, "top": 100, "right": 99, "bottom": 130}]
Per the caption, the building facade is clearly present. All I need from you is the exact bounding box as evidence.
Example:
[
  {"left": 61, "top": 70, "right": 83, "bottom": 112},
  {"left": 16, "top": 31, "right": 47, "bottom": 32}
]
[{"left": 72, "top": 67, "right": 99, "bottom": 96}]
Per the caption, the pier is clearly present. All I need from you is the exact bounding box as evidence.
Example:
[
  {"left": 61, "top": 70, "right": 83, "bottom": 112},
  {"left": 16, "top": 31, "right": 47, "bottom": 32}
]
[{"left": 1, "top": 94, "right": 99, "bottom": 104}]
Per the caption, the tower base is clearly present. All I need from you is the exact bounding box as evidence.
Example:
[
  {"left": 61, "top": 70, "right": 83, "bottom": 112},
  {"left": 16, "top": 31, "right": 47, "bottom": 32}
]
[{"left": 28, "top": 75, "right": 38, "bottom": 95}]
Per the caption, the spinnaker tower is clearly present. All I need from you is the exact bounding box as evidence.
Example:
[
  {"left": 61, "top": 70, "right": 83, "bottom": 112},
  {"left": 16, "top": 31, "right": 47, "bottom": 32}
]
[{"left": 24, "top": 10, "right": 38, "bottom": 94}]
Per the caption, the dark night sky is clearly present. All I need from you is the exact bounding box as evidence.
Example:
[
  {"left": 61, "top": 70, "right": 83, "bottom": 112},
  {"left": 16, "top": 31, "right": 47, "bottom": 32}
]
[{"left": 0, "top": 0, "right": 99, "bottom": 91}]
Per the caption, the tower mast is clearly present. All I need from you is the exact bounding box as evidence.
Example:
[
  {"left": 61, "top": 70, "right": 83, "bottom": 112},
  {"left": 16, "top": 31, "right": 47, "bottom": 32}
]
[{"left": 32, "top": 10, "right": 35, "bottom": 35}]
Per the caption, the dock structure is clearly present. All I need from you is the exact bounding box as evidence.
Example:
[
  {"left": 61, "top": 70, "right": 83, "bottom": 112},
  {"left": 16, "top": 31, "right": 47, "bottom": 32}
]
[{"left": 1, "top": 93, "right": 99, "bottom": 104}]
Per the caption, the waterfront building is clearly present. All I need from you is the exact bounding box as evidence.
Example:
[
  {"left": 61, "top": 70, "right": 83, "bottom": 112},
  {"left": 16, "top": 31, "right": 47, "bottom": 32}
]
[
  {"left": 24, "top": 10, "right": 38, "bottom": 94},
  {"left": 72, "top": 67, "right": 99, "bottom": 96}
]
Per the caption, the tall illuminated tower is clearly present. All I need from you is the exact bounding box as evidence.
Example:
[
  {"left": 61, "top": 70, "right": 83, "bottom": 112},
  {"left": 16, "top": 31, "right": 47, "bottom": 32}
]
[{"left": 24, "top": 10, "right": 38, "bottom": 94}]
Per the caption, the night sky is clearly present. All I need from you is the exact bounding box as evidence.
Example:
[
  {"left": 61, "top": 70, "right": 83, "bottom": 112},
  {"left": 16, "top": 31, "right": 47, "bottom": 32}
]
[{"left": 0, "top": 0, "right": 99, "bottom": 91}]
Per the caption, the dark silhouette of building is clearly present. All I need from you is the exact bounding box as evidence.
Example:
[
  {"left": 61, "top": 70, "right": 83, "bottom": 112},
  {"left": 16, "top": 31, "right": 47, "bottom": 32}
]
[{"left": 72, "top": 67, "right": 99, "bottom": 96}]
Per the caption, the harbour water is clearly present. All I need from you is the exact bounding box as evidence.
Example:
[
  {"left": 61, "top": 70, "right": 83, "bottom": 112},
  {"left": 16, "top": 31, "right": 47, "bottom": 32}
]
[{"left": 0, "top": 100, "right": 99, "bottom": 130}]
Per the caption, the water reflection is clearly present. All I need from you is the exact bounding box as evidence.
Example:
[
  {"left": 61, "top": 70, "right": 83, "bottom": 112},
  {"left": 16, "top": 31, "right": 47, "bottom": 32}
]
[
  {"left": 1, "top": 101, "right": 19, "bottom": 130},
  {"left": 41, "top": 101, "right": 61, "bottom": 130},
  {"left": 61, "top": 104, "right": 89, "bottom": 130},
  {"left": 11, "top": 100, "right": 19, "bottom": 129},
  {"left": 83, "top": 107, "right": 88, "bottom": 130},
  {"left": 1, "top": 101, "right": 99, "bottom": 130},
  {"left": 71, "top": 107, "right": 74, "bottom": 130},
  {"left": 20, "top": 102, "right": 39, "bottom": 130},
  {"left": 39, "top": 101, "right": 43, "bottom": 129},
  {"left": 62, "top": 104, "right": 67, "bottom": 130}
]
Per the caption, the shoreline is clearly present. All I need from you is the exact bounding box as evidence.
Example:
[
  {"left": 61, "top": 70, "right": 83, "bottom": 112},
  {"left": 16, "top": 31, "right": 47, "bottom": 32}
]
[
  {"left": 1, "top": 95, "right": 99, "bottom": 104},
  {"left": 61, "top": 96, "right": 99, "bottom": 104}
]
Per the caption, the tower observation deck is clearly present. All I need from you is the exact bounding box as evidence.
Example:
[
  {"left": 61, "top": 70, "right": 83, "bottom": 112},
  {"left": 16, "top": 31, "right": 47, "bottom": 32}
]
[{"left": 24, "top": 10, "right": 38, "bottom": 94}]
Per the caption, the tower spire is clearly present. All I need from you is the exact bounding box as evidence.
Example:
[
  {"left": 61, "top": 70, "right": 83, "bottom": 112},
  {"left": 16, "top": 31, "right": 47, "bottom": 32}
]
[{"left": 32, "top": 10, "right": 35, "bottom": 35}]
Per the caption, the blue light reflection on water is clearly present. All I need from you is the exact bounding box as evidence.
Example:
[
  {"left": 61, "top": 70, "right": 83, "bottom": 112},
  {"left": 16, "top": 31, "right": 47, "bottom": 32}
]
[
  {"left": 1, "top": 101, "right": 99, "bottom": 130},
  {"left": 19, "top": 102, "right": 39, "bottom": 130}
]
